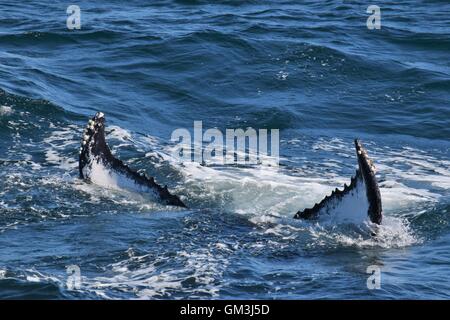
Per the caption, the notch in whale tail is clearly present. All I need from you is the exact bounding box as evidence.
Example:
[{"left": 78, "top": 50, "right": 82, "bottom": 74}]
[
  {"left": 294, "top": 139, "right": 382, "bottom": 225},
  {"left": 78, "top": 112, "right": 187, "bottom": 208}
]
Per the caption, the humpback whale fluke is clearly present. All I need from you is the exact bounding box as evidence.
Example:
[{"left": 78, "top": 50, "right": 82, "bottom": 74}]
[
  {"left": 294, "top": 139, "right": 382, "bottom": 224},
  {"left": 78, "top": 112, "right": 186, "bottom": 208}
]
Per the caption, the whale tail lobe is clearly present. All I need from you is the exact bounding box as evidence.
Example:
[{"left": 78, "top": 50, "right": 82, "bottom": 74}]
[
  {"left": 78, "top": 112, "right": 186, "bottom": 208},
  {"left": 294, "top": 139, "right": 382, "bottom": 224}
]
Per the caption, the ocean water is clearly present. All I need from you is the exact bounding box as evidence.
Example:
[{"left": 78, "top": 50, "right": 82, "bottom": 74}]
[{"left": 1, "top": 0, "right": 449, "bottom": 299}]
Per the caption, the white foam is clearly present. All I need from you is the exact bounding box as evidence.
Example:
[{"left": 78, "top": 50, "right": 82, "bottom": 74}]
[
  {"left": 23, "top": 269, "right": 61, "bottom": 285},
  {"left": 0, "top": 105, "right": 13, "bottom": 116},
  {"left": 150, "top": 137, "right": 450, "bottom": 249},
  {"left": 82, "top": 246, "right": 229, "bottom": 299},
  {"left": 379, "top": 179, "right": 438, "bottom": 211},
  {"left": 250, "top": 212, "right": 417, "bottom": 249},
  {"left": 320, "top": 216, "right": 417, "bottom": 248},
  {"left": 167, "top": 138, "right": 447, "bottom": 218},
  {"left": 107, "top": 125, "right": 132, "bottom": 142},
  {"left": 43, "top": 125, "right": 79, "bottom": 170}
]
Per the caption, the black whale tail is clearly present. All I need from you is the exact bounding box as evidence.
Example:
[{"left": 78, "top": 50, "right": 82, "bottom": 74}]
[
  {"left": 294, "top": 139, "right": 383, "bottom": 225},
  {"left": 79, "top": 112, "right": 187, "bottom": 208}
]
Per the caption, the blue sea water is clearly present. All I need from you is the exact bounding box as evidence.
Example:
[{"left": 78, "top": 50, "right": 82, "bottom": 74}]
[{"left": 0, "top": 0, "right": 449, "bottom": 299}]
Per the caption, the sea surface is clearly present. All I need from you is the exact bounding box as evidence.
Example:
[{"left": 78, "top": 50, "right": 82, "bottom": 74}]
[{"left": 0, "top": 0, "right": 449, "bottom": 299}]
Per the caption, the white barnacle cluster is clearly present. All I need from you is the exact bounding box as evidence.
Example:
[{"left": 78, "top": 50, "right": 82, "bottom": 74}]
[
  {"left": 79, "top": 119, "right": 96, "bottom": 154},
  {"left": 358, "top": 147, "right": 377, "bottom": 174},
  {"left": 88, "top": 119, "right": 95, "bottom": 130},
  {"left": 368, "top": 158, "right": 377, "bottom": 173},
  {"left": 362, "top": 149, "right": 377, "bottom": 173}
]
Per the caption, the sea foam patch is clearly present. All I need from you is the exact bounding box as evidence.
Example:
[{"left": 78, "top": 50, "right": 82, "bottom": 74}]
[{"left": 0, "top": 105, "right": 13, "bottom": 116}]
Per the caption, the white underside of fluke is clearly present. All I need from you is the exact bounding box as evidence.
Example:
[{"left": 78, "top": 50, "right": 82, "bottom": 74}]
[
  {"left": 82, "top": 155, "right": 159, "bottom": 199},
  {"left": 317, "top": 177, "right": 370, "bottom": 225}
]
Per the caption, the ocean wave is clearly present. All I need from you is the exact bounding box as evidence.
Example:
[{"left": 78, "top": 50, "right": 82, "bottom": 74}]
[
  {"left": 0, "top": 30, "right": 125, "bottom": 47},
  {"left": 1, "top": 0, "right": 450, "bottom": 299}
]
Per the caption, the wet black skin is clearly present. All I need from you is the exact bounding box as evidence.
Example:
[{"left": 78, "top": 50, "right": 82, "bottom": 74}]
[
  {"left": 294, "top": 139, "right": 383, "bottom": 225},
  {"left": 354, "top": 139, "right": 382, "bottom": 224},
  {"left": 79, "top": 112, "right": 186, "bottom": 208}
]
